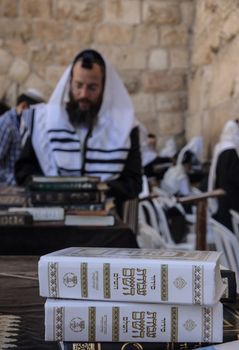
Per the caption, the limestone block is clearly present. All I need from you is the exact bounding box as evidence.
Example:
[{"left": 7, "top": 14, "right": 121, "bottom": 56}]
[
  {"left": 119, "top": 70, "right": 140, "bottom": 94},
  {"left": 104, "top": 0, "right": 141, "bottom": 24},
  {"left": 170, "top": 48, "right": 188, "bottom": 69},
  {"left": 180, "top": 1, "right": 195, "bottom": 27},
  {"left": 134, "top": 25, "right": 158, "bottom": 47},
  {"left": 188, "top": 65, "right": 212, "bottom": 114},
  {"left": 0, "top": 19, "right": 32, "bottom": 41},
  {"left": 156, "top": 92, "right": 186, "bottom": 112},
  {"left": 160, "top": 25, "right": 189, "bottom": 47},
  {"left": 143, "top": 1, "right": 181, "bottom": 25},
  {"left": 33, "top": 20, "right": 68, "bottom": 41},
  {"left": 5, "top": 40, "right": 27, "bottom": 57},
  {"left": 95, "top": 24, "right": 133, "bottom": 45},
  {"left": 0, "top": 49, "right": 13, "bottom": 74},
  {"left": 131, "top": 93, "right": 155, "bottom": 114},
  {"left": 19, "top": 0, "right": 51, "bottom": 18},
  {"left": 29, "top": 43, "right": 54, "bottom": 67},
  {"left": 5, "top": 83, "right": 18, "bottom": 107},
  {"left": 9, "top": 59, "right": 30, "bottom": 83},
  {"left": 54, "top": 43, "right": 84, "bottom": 66},
  {"left": 0, "top": 75, "right": 9, "bottom": 99},
  {"left": 110, "top": 47, "right": 147, "bottom": 70},
  {"left": 24, "top": 73, "right": 48, "bottom": 99},
  {"left": 142, "top": 72, "right": 185, "bottom": 93},
  {"left": 56, "top": 0, "right": 102, "bottom": 22},
  {"left": 157, "top": 111, "right": 184, "bottom": 135},
  {"left": 1, "top": 0, "right": 18, "bottom": 17},
  {"left": 221, "top": 8, "right": 239, "bottom": 42},
  {"left": 46, "top": 66, "right": 66, "bottom": 88},
  {"left": 209, "top": 42, "right": 239, "bottom": 107},
  {"left": 71, "top": 24, "right": 94, "bottom": 44},
  {"left": 148, "top": 49, "right": 168, "bottom": 70}
]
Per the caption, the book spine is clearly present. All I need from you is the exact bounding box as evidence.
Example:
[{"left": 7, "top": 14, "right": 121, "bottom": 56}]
[
  {"left": 39, "top": 254, "right": 221, "bottom": 305},
  {"left": 30, "top": 191, "right": 101, "bottom": 206},
  {"left": 29, "top": 182, "right": 98, "bottom": 192},
  {"left": 45, "top": 299, "right": 223, "bottom": 342},
  {"left": 59, "top": 341, "right": 211, "bottom": 350},
  {"left": 220, "top": 269, "right": 237, "bottom": 303},
  {"left": 0, "top": 213, "right": 33, "bottom": 225},
  {"left": 9, "top": 207, "right": 65, "bottom": 221}
]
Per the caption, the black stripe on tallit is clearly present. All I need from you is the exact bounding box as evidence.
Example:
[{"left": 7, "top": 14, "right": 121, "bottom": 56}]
[
  {"left": 52, "top": 148, "right": 81, "bottom": 152},
  {"left": 49, "top": 137, "right": 79, "bottom": 143},
  {"left": 86, "top": 147, "right": 129, "bottom": 153},
  {"left": 48, "top": 129, "right": 76, "bottom": 135}
]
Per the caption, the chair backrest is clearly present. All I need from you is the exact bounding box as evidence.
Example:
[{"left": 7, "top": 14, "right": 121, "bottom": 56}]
[
  {"left": 230, "top": 209, "right": 239, "bottom": 241},
  {"left": 210, "top": 218, "right": 239, "bottom": 292}
]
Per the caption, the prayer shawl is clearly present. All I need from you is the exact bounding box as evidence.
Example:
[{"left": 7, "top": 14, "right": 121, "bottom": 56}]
[
  {"left": 208, "top": 120, "right": 239, "bottom": 213},
  {"left": 176, "top": 136, "right": 203, "bottom": 165},
  {"left": 21, "top": 51, "right": 137, "bottom": 181}
]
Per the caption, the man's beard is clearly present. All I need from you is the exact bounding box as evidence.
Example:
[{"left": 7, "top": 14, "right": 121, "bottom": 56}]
[{"left": 66, "top": 91, "right": 102, "bottom": 129}]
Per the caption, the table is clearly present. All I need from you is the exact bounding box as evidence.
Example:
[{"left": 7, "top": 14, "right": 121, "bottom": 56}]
[
  {"left": 0, "top": 256, "right": 238, "bottom": 350},
  {"left": 0, "top": 220, "right": 138, "bottom": 255}
]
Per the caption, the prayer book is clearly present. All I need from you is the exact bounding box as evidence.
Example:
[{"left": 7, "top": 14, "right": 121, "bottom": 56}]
[
  {"left": 64, "top": 211, "right": 115, "bottom": 226},
  {"left": 58, "top": 341, "right": 226, "bottom": 350},
  {"left": 0, "top": 210, "right": 33, "bottom": 225},
  {"left": 44, "top": 298, "right": 223, "bottom": 342},
  {"left": 38, "top": 247, "right": 225, "bottom": 305},
  {"left": 8, "top": 207, "right": 64, "bottom": 222}
]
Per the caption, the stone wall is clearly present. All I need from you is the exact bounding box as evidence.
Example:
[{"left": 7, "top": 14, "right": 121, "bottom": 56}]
[
  {"left": 188, "top": 0, "right": 239, "bottom": 159},
  {"left": 0, "top": 0, "right": 194, "bottom": 150}
]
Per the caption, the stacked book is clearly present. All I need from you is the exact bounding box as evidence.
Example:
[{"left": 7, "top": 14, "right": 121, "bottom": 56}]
[
  {"left": 0, "top": 176, "right": 115, "bottom": 227},
  {"left": 27, "top": 175, "right": 108, "bottom": 209},
  {"left": 38, "top": 247, "right": 228, "bottom": 349}
]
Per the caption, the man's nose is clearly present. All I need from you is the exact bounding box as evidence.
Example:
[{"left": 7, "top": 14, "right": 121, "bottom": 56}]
[{"left": 80, "top": 86, "right": 90, "bottom": 99}]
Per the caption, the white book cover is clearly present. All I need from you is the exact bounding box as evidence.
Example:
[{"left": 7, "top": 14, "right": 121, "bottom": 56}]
[
  {"left": 44, "top": 299, "right": 223, "bottom": 342},
  {"left": 39, "top": 247, "right": 225, "bottom": 306},
  {"left": 8, "top": 207, "right": 64, "bottom": 221}
]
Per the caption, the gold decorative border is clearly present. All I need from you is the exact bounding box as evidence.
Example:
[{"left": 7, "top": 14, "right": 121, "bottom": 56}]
[
  {"left": 88, "top": 307, "right": 96, "bottom": 341},
  {"left": 81, "top": 263, "right": 88, "bottom": 298},
  {"left": 112, "top": 307, "right": 120, "bottom": 341},
  {"left": 171, "top": 307, "right": 178, "bottom": 342},
  {"left": 54, "top": 306, "right": 64, "bottom": 340},
  {"left": 161, "top": 264, "right": 168, "bottom": 301},
  {"left": 192, "top": 265, "right": 203, "bottom": 305},
  {"left": 48, "top": 262, "right": 58, "bottom": 297},
  {"left": 202, "top": 307, "right": 213, "bottom": 342},
  {"left": 103, "top": 263, "right": 111, "bottom": 299}
]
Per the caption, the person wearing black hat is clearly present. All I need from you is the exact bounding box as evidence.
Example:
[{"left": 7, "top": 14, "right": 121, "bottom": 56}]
[{"left": 0, "top": 89, "right": 45, "bottom": 185}]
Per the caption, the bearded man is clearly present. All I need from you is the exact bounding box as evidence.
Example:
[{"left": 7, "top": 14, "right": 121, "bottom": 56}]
[{"left": 15, "top": 49, "right": 142, "bottom": 215}]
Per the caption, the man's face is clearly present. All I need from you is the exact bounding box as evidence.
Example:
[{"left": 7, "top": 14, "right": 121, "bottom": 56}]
[{"left": 70, "top": 61, "right": 104, "bottom": 112}]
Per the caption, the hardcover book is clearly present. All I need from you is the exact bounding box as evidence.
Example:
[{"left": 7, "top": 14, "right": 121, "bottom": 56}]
[
  {"left": 64, "top": 211, "right": 115, "bottom": 226},
  {"left": 8, "top": 207, "right": 65, "bottom": 222},
  {"left": 29, "top": 191, "right": 102, "bottom": 206},
  {"left": 30, "top": 175, "right": 101, "bottom": 183},
  {"left": 45, "top": 299, "right": 223, "bottom": 342},
  {"left": 0, "top": 210, "right": 33, "bottom": 225},
  {"left": 39, "top": 248, "right": 225, "bottom": 305}
]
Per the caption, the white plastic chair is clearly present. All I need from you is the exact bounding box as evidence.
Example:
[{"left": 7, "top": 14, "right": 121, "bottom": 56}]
[
  {"left": 230, "top": 209, "right": 239, "bottom": 241},
  {"left": 210, "top": 218, "right": 239, "bottom": 293},
  {"left": 138, "top": 199, "right": 194, "bottom": 250}
]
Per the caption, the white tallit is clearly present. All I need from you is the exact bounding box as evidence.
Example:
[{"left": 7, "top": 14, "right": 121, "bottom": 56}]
[
  {"left": 22, "top": 51, "right": 138, "bottom": 181},
  {"left": 208, "top": 120, "right": 239, "bottom": 213},
  {"left": 176, "top": 136, "right": 203, "bottom": 165}
]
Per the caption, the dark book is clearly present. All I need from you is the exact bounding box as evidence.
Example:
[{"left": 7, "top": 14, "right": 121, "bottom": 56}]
[
  {"left": 29, "top": 180, "right": 108, "bottom": 192},
  {"left": 220, "top": 269, "right": 237, "bottom": 303},
  {"left": 0, "top": 211, "right": 33, "bottom": 226},
  {"left": 29, "top": 191, "right": 103, "bottom": 206},
  {"left": 0, "top": 186, "right": 27, "bottom": 208}
]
